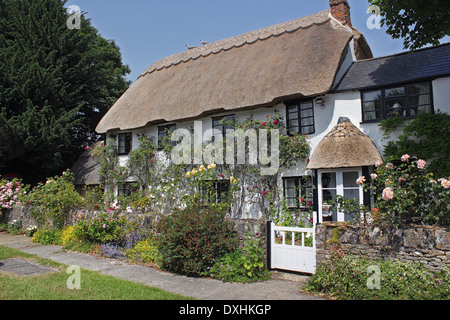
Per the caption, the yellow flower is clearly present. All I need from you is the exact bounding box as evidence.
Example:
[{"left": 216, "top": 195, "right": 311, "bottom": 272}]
[
  {"left": 230, "top": 177, "right": 235, "bottom": 183},
  {"left": 186, "top": 172, "right": 191, "bottom": 178},
  {"left": 191, "top": 168, "right": 198, "bottom": 175},
  {"left": 199, "top": 165, "right": 205, "bottom": 172},
  {"left": 207, "top": 164, "right": 216, "bottom": 170}
]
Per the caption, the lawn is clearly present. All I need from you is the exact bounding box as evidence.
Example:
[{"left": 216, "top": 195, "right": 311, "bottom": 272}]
[{"left": 0, "top": 245, "right": 194, "bottom": 300}]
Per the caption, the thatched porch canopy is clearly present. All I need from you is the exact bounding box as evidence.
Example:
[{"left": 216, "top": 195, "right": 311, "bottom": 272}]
[
  {"left": 307, "top": 118, "right": 383, "bottom": 169},
  {"left": 96, "top": 10, "right": 371, "bottom": 134}
]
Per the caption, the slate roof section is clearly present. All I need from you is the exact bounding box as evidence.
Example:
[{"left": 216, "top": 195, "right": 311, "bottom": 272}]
[{"left": 334, "top": 43, "right": 450, "bottom": 92}]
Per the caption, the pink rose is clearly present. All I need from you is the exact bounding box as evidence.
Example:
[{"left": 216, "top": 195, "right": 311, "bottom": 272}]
[
  {"left": 356, "top": 176, "right": 366, "bottom": 185},
  {"left": 382, "top": 187, "right": 394, "bottom": 201},
  {"left": 401, "top": 154, "right": 410, "bottom": 162},
  {"left": 417, "top": 159, "right": 426, "bottom": 169},
  {"left": 102, "top": 224, "right": 106, "bottom": 229}
]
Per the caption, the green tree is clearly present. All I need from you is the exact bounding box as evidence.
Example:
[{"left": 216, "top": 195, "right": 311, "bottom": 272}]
[
  {"left": 0, "top": 0, "right": 130, "bottom": 185},
  {"left": 380, "top": 111, "right": 450, "bottom": 177},
  {"left": 369, "top": 0, "right": 450, "bottom": 50}
]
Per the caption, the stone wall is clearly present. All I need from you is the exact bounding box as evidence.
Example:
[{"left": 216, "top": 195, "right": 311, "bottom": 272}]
[
  {"left": 316, "top": 222, "right": 450, "bottom": 272},
  {"left": 2, "top": 206, "right": 268, "bottom": 259}
]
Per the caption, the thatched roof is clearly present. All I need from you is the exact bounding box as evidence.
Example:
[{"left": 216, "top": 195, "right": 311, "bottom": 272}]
[
  {"left": 307, "top": 118, "right": 383, "bottom": 169},
  {"left": 96, "top": 10, "right": 371, "bottom": 134},
  {"left": 71, "top": 142, "right": 102, "bottom": 186}
]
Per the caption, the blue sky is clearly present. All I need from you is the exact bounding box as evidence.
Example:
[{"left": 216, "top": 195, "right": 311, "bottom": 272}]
[{"left": 65, "top": 0, "right": 450, "bottom": 83}]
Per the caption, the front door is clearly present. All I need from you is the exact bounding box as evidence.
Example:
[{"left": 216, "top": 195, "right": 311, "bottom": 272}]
[{"left": 317, "top": 168, "right": 363, "bottom": 223}]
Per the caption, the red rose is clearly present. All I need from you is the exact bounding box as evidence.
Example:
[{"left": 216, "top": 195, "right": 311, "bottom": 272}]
[
  {"left": 263, "top": 191, "right": 267, "bottom": 195},
  {"left": 262, "top": 122, "right": 267, "bottom": 126},
  {"left": 273, "top": 120, "right": 279, "bottom": 125}
]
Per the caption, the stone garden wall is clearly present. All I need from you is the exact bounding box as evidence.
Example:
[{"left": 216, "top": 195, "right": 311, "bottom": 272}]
[
  {"left": 316, "top": 222, "right": 450, "bottom": 272},
  {"left": 2, "top": 205, "right": 268, "bottom": 261}
]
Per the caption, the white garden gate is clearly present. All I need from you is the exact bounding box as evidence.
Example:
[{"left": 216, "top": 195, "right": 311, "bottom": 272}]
[{"left": 268, "top": 214, "right": 316, "bottom": 274}]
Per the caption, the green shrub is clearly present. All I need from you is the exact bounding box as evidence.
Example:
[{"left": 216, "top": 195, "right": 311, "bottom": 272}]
[
  {"left": 304, "top": 254, "right": 450, "bottom": 300},
  {"left": 125, "top": 236, "right": 159, "bottom": 264},
  {"left": 32, "top": 228, "right": 62, "bottom": 245},
  {"left": 156, "top": 202, "right": 238, "bottom": 277},
  {"left": 208, "top": 231, "right": 271, "bottom": 283},
  {"left": 27, "top": 170, "right": 83, "bottom": 229},
  {"left": 73, "top": 210, "right": 126, "bottom": 244}
]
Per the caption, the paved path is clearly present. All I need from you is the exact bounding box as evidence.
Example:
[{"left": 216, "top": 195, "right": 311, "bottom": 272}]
[{"left": 0, "top": 232, "right": 323, "bottom": 300}]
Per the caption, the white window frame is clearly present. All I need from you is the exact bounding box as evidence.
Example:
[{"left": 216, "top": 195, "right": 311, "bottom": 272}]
[{"left": 317, "top": 167, "right": 364, "bottom": 223}]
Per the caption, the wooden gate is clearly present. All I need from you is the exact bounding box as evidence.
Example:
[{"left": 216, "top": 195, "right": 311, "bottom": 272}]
[{"left": 268, "top": 215, "right": 316, "bottom": 274}]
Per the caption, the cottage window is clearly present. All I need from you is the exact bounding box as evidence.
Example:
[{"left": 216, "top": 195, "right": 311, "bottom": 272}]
[
  {"left": 118, "top": 133, "right": 132, "bottom": 155},
  {"left": 286, "top": 100, "right": 315, "bottom": 135},
  {"left": 158, "top": 123, "right": 177, "bottom": 149},
  {"left": 362, "top": 82, "right": 432, "bottom": 122},
  {"left": 283, "top": 176, "right": 313, "bottom": 209},
  {"left": 117, "top": 183, "right": 133, "bottom": 198},
  {"left": 212, "top": 115, "right": 235, "bottom": 137},
  {"left": 200, "top": 181, "right": 230, "bottom": 204}
]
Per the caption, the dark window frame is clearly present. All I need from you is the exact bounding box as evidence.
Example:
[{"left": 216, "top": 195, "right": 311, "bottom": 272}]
[
  {"left": 118, "top": 132, "right": 132, "bottom": 155},
  {"left": 200, "top": 180, "right": 231, "bottom": 205},
  {"left": 361, "top": 81, "right": 434, "bottom": 123},
  {"left": 117, "top": 182, "right": 134, "bottom": 198},
  {"left": 212, "top": 114, "right": 235, "bottom": 137},
  {"left": 285, "top": 99, "right": 315, "bottom": 135},
  {"left": 158, "top": 123, "right": 177, "bottom": 149},
  {"left": 282, "top": 176, "right": 314, "bottom": 209}
]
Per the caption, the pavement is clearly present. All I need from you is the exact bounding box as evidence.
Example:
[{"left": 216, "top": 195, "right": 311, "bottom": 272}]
[{"left": 0, "top": 232, "right": 324, "bottom": 300}]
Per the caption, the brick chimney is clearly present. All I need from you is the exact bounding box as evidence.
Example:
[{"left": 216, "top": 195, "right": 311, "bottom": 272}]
[{"left": 329, "top": 0, "right": 352, "bottom": 28}]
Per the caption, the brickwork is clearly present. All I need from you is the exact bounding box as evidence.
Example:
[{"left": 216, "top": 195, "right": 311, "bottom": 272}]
[{"left": 329, "top": 0, "right": 352, "bottom": 27}]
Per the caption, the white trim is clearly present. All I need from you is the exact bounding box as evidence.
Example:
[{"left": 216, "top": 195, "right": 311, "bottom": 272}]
[{"left": 317, "top": 167, "right": 363, "bottom": 223}]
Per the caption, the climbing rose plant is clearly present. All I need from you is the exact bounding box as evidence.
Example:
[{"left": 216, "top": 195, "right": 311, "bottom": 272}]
[
  {"left": 0, "top": 179, "right": 26, "bottom": 212},
  {"left": 361, "top": 155, "right": 449, "bottom": 226}
]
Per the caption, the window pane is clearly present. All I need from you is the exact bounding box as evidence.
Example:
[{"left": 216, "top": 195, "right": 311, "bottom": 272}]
[
  {"left": 321, "top": 173, "right": 336, "bottom": 188},
  {"left": 300, "top": 101, "right": 313, "bottom": 110},
  {"left": 409, "top": 95, "right": 430, "bottom": 106},
  {"left": 385, "top": 98, "right": 406, "bottom": 117},
  {"left": 301, "top": 126, "right": 314, "bottom": 135},
  {"left": 301, "top": 108, "right": 313, "bottom": 118},
  {"left": 385, "top": 87, "right": 405, "bottom": 97},
  {"left": 416, "top": 105, "right": 432, "bottom": 115},
  {"left": 289, "top": 119, "right": 299, "bottom": 128},
  {"left": 301, "top": 117, "right": 313, "bottom": 127},
  {"left": 408, "top": 83, "right": 430, "bottom": 95},
  {"left": 118, "top": 133, "right": 132, "bottom": 155},
  {"left": 343, "top": 189, "right": 360, "bottom": 222},
  {"left": 343, "top": 171, "right": 359, "bottom": 188},
  {"left": 363, "top": 90, "right": 382, "bottom": 102}
]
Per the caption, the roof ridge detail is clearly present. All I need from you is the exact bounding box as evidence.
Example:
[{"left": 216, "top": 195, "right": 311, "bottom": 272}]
[{"left": 138, "top": 9, "right": 332, "bottom": 79}]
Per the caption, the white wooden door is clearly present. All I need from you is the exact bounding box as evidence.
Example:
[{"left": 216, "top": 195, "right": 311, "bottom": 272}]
[{"left": 317, "top": 168, "right": 364, "bottom": 223}]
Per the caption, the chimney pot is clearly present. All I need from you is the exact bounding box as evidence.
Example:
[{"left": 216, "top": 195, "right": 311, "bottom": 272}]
[{"left": 329, "top": 0, "right": 352, "bottom": 28}]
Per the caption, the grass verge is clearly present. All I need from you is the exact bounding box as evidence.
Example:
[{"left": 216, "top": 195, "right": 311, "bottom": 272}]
[{"left": 0, "top": 245, "right": 194, "bottom": 300}]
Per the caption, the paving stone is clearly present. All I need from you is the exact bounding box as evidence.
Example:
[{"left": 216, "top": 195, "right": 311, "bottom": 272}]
[{"left": 0, "top": 258, "right": 57, "bottom": 276}]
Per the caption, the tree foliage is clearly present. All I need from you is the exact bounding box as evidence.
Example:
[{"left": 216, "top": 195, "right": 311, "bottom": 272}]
[
  {"left": 379, "top": 111, "right": 450, "bottom": 177},
  {"left": 369, "top": 0, "right": 450, "bottom": 50},
  {"left": 0, "top": 0, "right": 130, "bottom": 184}
]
